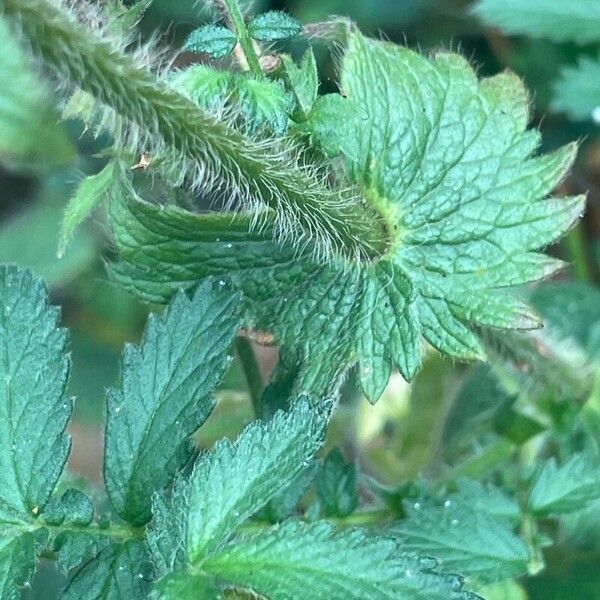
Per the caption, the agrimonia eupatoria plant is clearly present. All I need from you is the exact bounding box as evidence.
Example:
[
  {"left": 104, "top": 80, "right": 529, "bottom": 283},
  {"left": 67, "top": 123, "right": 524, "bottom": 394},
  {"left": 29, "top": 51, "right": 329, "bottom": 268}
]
[
  {"left": 1, "top": 0, "right": 585, "bottom": 401},
  {"left": 0, "top": 0, "right": 592, "bottom": 597}
]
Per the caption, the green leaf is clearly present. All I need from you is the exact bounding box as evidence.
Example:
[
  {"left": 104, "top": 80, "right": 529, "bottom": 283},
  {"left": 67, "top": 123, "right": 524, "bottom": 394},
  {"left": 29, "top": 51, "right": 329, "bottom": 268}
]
[
  {"left": 0, "top": 197, "right": 97, "bottom": 288},
  {"left": 59, "top": 489, "right": 94, "bottom": 527},
  {"left": 0, "top": 534, "right": 36, "bottom": 599},
  {"left": 302, "top": 93, "right": 361, "bottom": 158},
  {"left": 315, "top": 448, "right": 358, "bottom": 518},
  {"left": 151, "top": 399, "right": 327, "bottom": 566},
  {"left": 61, "top": 541, "right": 151, "bottom": 600},
  {"left": 183, "top": 25, "right": 238, "bottom": 58},
  {"left": 0, "top": 265, "right": 72, "bottom": 521},
  {"left": 528, "top": 453, "right": 600, "bottom": 516},
  {"left": 0, "top": 16, "right": 74, "bottom": 170},
  {"left": 54, "top": 530, "right": 109, "bottom": 574},
  {"left": 104, "top": 281, "right": 240, "bottom": 525},
  {"left": 472, "top": 0, "right": 600, "bottom": 44},
  {"left": 393, "top": 501, "right": 530, "bottom": 584},
  {"left": 552, "top": 57, "right": 600, "bottom": 122},
  {"left": 151, "top": 572, "right": 219, "bottom": 600},
  {"left": 202, "top": 520, "right": 477, "bottom": 599},
  {"left": 169, "top": 65, "right": 232, "bottom": 112},
  {"left": 451, "top": 479, "right": 520, "bottom": 523},
  {"left": 110, "top": 33, "right": 583, "bottom": 402},
  {"left": 529, "top": 282, "right": 600, "bottom": 361},
  {"left": 231, "top": 75, "right": 293, "bottom": 135},
  {"left": 283, "top": 48, "right": 318, "bottom": 117},
  {"left": 58, "top": 164, "right": 113, "bottom": 258},
  {"left": 248, "top": 11, "right": 301, "bottom": 42},
  {"left": 262, "top": 459, "right": 319, "bottom": 522}
]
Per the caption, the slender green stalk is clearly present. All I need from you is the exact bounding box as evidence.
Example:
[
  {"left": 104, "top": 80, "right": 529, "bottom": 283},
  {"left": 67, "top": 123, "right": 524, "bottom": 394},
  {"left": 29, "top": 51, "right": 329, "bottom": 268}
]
[
  {"left": 2, "top": 0, "right": 395, "bottom": 262},
  {"left": 235, "top": 335, "right": 265, "bottom": 417},
  {"left": 564, "top": 224, "right": 594, "bottom": 282},
  {"left": 222, "top": 0, "right": 262, "bottom": 76}
]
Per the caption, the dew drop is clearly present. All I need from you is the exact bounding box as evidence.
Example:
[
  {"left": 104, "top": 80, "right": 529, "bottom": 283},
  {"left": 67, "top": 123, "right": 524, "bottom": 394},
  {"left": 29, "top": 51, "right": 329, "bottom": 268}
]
[
  {"left": 444, "top": 499, "right": 452, "bottom": 508},
  {"left": 226, "top": 243, "right": 233, "bottom": 249},
  {"left": 413, "top": 502, "right": 421, "bottom": 510},
  {"left": 451, "top": 518, "right": 459, "bottom": 526}
]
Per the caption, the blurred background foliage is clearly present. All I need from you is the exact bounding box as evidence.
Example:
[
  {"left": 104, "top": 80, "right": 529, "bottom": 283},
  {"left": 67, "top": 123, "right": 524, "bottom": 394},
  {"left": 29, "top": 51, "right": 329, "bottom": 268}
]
[{"left": 1, "top": 0, "right": 600, "bottom": 598}]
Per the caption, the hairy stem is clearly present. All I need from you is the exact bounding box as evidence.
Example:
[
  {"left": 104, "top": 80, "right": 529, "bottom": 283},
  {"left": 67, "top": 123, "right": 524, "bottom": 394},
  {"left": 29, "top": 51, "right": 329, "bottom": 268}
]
[
  {"left": 222, "top": 0, "right": 262, "bottom": 75},
  {"left": 2, "top": 0, "right": 394, "bottom": 262},
  {"left": 235, "top": 335, "right": 265, "bottom": 417}
]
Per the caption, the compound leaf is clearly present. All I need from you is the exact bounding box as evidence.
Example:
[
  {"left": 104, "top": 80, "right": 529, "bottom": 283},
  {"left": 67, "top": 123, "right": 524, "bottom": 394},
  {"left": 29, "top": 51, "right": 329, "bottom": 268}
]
[
  {"left": 393, "top": 501, "right": 530, "bottom": 584},
  {"left": 202, "top": 520, "right": 478, "bottom": 600},
  {"left": 110, "top": 33, "right": 583, "bottom": 402},
  {"left": 104, "top": 281, "right": 240, "bottom": 525},
  {"left": 473, "top": 0, "right": 600, "bottom": 44},
  {"left": 0, "top": 265, "right": 72, "bottom": 521}
]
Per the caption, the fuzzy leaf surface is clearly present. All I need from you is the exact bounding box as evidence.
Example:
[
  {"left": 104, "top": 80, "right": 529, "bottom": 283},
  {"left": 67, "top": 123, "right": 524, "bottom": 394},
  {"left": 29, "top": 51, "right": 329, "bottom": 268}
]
[
  {"left": 202, "top": 520, "right": 478, "bottom": 599},
  {"left": 248, "top": 11, "right": 301, "bottom": 41},
  {"left": 473, "top": 0, "right": 600, "bottom": 44},
  {"left": 183, "top": 25, "right": 237, "bottom": 58},
  {"left": 393, "top": 501, "right": 530, "bottom": 584},
  {"left": 104, "top": 281, "right": 240, "bottom": 525},
  {"left": 148, "top": 399, "right": 327, "bottom": 567},
  {"left": 0, "top": 265, "right": 71, "bottom": 521},
  {"left": 58, "top": 164, "right": 112, "bottom": 257},
  {"left": 61, "top": 541, "right": 150, "bottom": 600},
  {"left": 0, "top": 534, "right": 36, "bottom": 599},
  {"left": 110, "top": 33, "right": 583, "bottom": 401}
]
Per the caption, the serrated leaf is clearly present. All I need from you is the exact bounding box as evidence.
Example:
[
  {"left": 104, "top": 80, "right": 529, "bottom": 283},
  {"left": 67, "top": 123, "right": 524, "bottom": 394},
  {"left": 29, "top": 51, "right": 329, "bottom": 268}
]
[
  {"left": 0, "top": 265, "right": 72, "bottom": 521},
  {"left": 472, "top": 0, "right": 600, "bottom": 44},
  {"left": 183, "top": 25, "right": 237, "bottom": 58},
  {"left": 248, "top": 11, "right": 301, "bottom": 42},
  {"left": 0, "top": 534, "right": 36, "bottom": 599},
  {"left": 302, "top": 93, "right": 361, "bottom": 158},
  {"left": 261, "top": 459, "right": 319, "bottom": 522},
  {"left": 58, "top": 164, "right": 112, "bottom": 257},
  {"left": 528, "top": 453, "right": 600, "bottom": 516},
  {"left": 283, "top": 48, "right": 318, "bottom": 117},
  {"left": 109, "top": 33, "right": 583, "bottom": 402},
  {"left": 202, "top": 520, "right": 478, "bottom": 600},
  {"left": 315, "top": 448, "right": 358, "bottom": 518},
  {"left": 231, "top": 75, "right": 293, "bottom": 135},
  {"left": 150, "top": 399, "right": 327, "bottom": 566},
  {"left": 61, "top": 541, "right": 151, "bottom": 600},
  {"left": 393, "top": 501, "right": 530, "bottom": 584},
  {"left": 552, "top": 57, "right": 600, "bottom": 122},
  {"left": 54, "top": 530, "right": 109, "bottom": 574},
  {"left": 451, "top": 479, "right": 520, "bottom": 523},
  {"left": 170, "top": 65, "right": 232, "bottom": 112},
  {"left": 0, "top": 17, "right": 74, "bottom": 170},
  {"left": 104, "top": 281, "right": 240, "bottom": 525}
]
